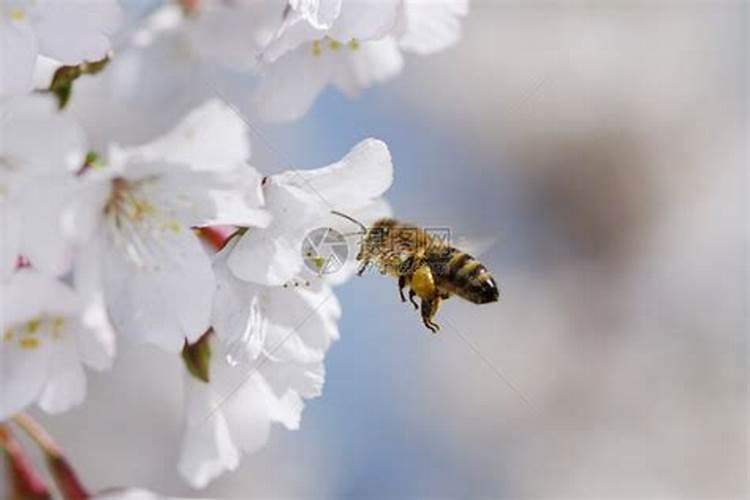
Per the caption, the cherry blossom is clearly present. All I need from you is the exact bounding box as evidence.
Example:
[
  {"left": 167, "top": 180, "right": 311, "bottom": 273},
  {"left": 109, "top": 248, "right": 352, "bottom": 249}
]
[
  {"left": 176, "top": 137, "right": 393, "bottom": 488},
  {"left": 0, "top": 269, "right": 114, "bottom": 419},
  {"left": 65, "top": 99, "right": 268, "bottom": 352},
  {"left": 178, "top": 236, "right": 339, "bottom": 488}
]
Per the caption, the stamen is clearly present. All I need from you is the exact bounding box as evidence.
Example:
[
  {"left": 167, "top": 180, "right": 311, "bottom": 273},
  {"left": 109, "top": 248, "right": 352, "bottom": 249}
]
[
  {"left": 8, "top": 8, "right": 25, "bottom": 21},
  {"left": 26, "top": 319, "right": 40, "bottom": 334},
  {"left": 19, "top": 338, "right": 39, "bottom": 350},
  {"left": 104, "top": 176, "right": 178, "bottom": 271}
]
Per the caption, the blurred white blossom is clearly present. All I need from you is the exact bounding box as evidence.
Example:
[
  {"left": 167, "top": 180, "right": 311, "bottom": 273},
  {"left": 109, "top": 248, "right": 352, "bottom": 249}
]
[
  {"left": 255, "top": 0, "right": 468, "bottom": 120},
  {"left": 0, "top": 94, "right": 86, "bottom": 279},
  {"left": 0, "top": 0, "right": 122, "bottom": 95}
]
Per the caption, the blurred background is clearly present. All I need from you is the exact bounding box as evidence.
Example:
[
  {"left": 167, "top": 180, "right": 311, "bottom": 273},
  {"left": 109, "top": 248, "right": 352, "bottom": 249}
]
[{"left": 21, "top": 1, "right": 748, "bottom": 498}]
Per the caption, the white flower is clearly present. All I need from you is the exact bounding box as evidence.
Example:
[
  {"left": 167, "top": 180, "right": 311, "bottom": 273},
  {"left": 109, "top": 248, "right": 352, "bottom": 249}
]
[
  {"left": 227, "top": 138, "right": 393, "bottom": 286},
  {"left": 0, "top": 269, "right": 114, "bottom": 419},
  {"left": 0, "top": 94, "right": 86, "bottom": 279},
  {"left": 178, "top": 238, "right": 339, "bottom": 488},
  {"left": 398, "top": 0, "right": 469, "bottom": 55},
  {"left": 254, "top": 0, "right": 468, "bottom": 121},
  {"left": 0, "top": 0, "right": 122, "bottom": 96},
  {"left": 66, "top": 99, "right": 268, "bottom": 352},
  {"left": 176, "top": 136, "right": 393, "bottom": 487}
]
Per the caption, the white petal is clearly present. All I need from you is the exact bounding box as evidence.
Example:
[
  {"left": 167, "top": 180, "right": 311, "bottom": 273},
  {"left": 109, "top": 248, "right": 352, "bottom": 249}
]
[
  {"left": 220, "top": 372, "right": 274, "bottom": 453},
  {"left": 19, "top": 178, "right": 79, "bottom": 277},
  {"left": 178, "top": 375, "right": 240, "bottom": 489},
  {"left": 2, "top": 269, "right": 79, "bottom": 325},
  {"left": 262, "top": 0, "right": 344, "bottom": 62},
  {"left": 211, "top": 241, "right": 265, "bottom": 362},
  {"left": 221, "top": 368, "right": 303, "bottom": 446},
  {"left": 275, "top": 138, "right": 393, "bottom": 209},
  {"left": 185, "top": 6, "right": 270, "bottom": 70},
  {"left": 263, "top": 360, "right": 326, "bottom": 401},
  {"left": 61, "top": 176, "right": 111, "bottom": 245},
  {"left": 0, "top": 205, "right": 22, "bottom": 280},
  {"left": 328, "top": 0, "right": 401, "bottom": 42},
  {"left": 398, "top": 0, "right": 468, "bottom": 54},
  {"left": 120, "top": 99, "right": 252, "bottom": 173},
  {"left": 0, "top": 340, "right": 53, "bottom": 419},
  {"left": 227, "top": 183, "right": 319, "bottom": 285},
  {"left": 34, "top": 0, "right": 122, "bottom": 64},
  {"left": 37, "top": 345, "right": 86, "bottom": 414},
  {"left": 262, "top": 285, "right": 340, "bottom": 364},
  {"left": 0, "top": 23, "right": 36, "bottom": 96},
  {"left": 333, "top": 36, "right": 404, "bottom": 96},
  {"left": 77, "top": 293, "right": 116, "bottom": 371},
  {"left": 1, "top": 94, "right": 87, "bottom": 173},
  {"left": 102, "top": 230, "right": 215, "bottom": 352},
  {"left": 290, "top": 0, "right": 342, "bottom": 29},
  {"left": 254, "top": 44, "right": 333, "bottom": 122},
  {"left": 156, "top": 168, "right": 269, "bottom": 229},
  {"left": 66, "top": 32, "right": 214, "bottom": 148}
]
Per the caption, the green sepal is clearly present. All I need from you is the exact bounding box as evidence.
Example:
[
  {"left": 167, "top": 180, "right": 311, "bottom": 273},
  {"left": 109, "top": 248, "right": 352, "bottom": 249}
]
[
  {"left": 83, "top": 151, "right": 105, "bottom": 170},
  {"left": 49, "top": 55, "right": 110, "bottom": 109},
  {"left": 182, "top": 330, "right": 213, "bottom": 383}
]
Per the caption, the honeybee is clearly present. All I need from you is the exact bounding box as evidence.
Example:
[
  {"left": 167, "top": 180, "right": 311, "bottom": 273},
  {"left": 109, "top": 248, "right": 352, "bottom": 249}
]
[{"left": 332, "top": 212, "right": 499, "bottom": 333}]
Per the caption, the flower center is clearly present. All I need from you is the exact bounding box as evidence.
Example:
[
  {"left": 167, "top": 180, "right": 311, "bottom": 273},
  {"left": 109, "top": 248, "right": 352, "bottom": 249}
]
[
  {"left": 0, "top": 0, "right": 30, "bottom": 24},
  {"left": 103, "top": 177, "right": 182, "bottom": 270},
  {"left": 3, "top": 315, "right": 67, "bottom": 351}
]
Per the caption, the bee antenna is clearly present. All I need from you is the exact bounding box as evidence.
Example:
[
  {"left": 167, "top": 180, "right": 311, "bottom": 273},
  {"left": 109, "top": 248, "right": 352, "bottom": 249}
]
[{"left": 330, "top": 210, "right": 367, "bottom": 234}]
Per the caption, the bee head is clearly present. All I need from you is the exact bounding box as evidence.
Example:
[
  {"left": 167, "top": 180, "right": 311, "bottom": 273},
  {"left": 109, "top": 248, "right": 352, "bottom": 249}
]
[
  {"left": 361, "top": 218, "right": 398, "bottom": 254},
  {"left": 369, "top": 218, "right": 398, "bottom": 234}
]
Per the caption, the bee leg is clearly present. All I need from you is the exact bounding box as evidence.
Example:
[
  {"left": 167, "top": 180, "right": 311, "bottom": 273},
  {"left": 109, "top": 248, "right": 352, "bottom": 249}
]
[
  {"left": 408, "top": 289, "right": 419, "bottom": 310},
  {"left": 398, "top": 275, "right": 407, "bottom": 302},
  {"left": 357, "top": 261, "right": 369, "bottom": 276},
  {"left": 420, "top": 297, "right": 441, "bottom": 334}
]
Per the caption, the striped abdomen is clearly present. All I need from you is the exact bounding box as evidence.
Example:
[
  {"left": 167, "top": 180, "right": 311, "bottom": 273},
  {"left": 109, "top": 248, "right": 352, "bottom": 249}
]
[{"left": 431, "top": 248, "right": 499, "bottom": 304}]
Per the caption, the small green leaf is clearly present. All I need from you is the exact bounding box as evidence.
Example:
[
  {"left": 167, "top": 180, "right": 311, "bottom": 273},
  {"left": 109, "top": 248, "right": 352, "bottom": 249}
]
[{"left": 182, "top": 330, "right": 213, "bottom": 383}]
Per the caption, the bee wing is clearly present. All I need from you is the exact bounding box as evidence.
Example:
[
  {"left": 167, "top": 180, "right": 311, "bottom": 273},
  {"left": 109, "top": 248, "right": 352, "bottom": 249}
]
[{"left": 453, "top": 234, "right": 500, "bottom": 258}]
